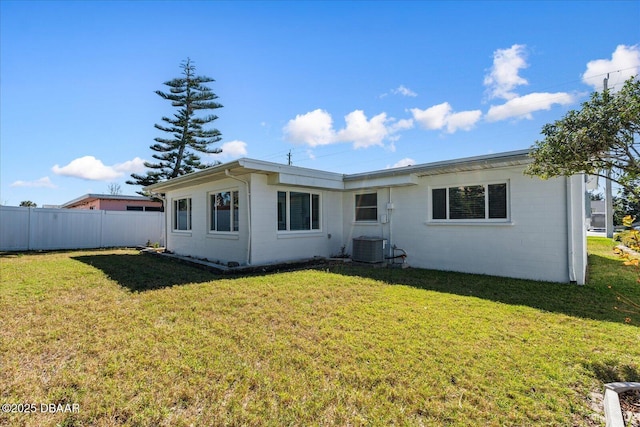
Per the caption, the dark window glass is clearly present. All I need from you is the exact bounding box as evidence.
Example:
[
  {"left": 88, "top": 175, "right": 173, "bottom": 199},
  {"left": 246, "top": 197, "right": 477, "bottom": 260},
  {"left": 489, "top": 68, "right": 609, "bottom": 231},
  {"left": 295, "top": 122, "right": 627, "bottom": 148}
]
[
  {"left": 355, "top": 193, "right": 377, "bottom": 221},
  {"left": 488, "top": 184, "right": 507, "bottom": 219},
  {"left": 432, "top": 188, "right": 446, "bottom": 219},
  {"left": 312, "top": 194, "right": 320, "bottom": 229},
  {"left": 290, "top": 192, "right": 310, "bottom": 230},
  {"left": 277, "top": 191, "right": 287, "bottom": 230}
]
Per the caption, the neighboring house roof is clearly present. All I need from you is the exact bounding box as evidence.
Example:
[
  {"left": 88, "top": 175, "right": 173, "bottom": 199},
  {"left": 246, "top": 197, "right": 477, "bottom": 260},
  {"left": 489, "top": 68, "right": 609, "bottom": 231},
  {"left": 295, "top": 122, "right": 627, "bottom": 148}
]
[
  {"left": 60, "top": 193, "right": 158, "bottom": 209},
  {"left": 146, "top": 149, "right": 532, "bottom": 193}
]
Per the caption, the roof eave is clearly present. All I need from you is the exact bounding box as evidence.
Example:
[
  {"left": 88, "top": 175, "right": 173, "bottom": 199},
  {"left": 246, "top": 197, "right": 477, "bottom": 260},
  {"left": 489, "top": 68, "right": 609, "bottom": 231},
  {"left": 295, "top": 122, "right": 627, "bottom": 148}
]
[
  {"left": 61, "top": 193, "right": 155, "bottom": 208},
  {"left": 344, "top": 149, "right": 532, "bottom": 182},
  {"left": 144, "top": 149, "right": 533, "bottom": 193},
  {"left": 144, "top": 158, "right": 345, "bottom": 193},
  {"left": 144, "top": 160, "right": 244, "bottom": 193}
]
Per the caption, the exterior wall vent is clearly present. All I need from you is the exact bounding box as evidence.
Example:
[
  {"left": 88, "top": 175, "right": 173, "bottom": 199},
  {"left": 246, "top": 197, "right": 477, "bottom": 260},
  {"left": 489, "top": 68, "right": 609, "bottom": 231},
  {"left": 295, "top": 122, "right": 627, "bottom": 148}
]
[{"left": 352, "top": 237, "right": 386, "bottom": 263}]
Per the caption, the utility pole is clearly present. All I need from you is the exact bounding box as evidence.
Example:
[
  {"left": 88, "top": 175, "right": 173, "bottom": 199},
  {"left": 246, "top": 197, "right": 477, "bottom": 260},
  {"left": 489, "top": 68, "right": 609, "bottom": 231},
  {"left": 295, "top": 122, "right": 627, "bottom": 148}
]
[
  {"left": 287, "top": 150, "right": 292, "bottom": 166},
  {"left": 604, "top": 74, "right": 614, "bottom": 238}
]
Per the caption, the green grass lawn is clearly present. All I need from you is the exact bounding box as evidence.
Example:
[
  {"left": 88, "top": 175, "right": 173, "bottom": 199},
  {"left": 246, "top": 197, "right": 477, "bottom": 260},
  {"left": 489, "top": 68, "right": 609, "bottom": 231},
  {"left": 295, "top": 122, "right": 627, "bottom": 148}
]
[{"left": 1, "top": 237, "right": 638, "bottom": 426}]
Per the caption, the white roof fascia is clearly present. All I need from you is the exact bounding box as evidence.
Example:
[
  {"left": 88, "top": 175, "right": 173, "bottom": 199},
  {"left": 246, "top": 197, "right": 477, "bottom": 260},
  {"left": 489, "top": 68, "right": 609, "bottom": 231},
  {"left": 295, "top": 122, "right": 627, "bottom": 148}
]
[
  {"left": 145, "top": 150, "right": 532, "bottom": 194},
  {"left": 237, "top": 158, "right": 344, "bottom": 181},
  {"left": 145, "top": 158, "right": 346, "bottom": 193},
  {"left": 144, "top": 160, "right": 244, "bottom": 193},
  {"left": 267, "top": 172, "right": 345, "bottom": 190},
  {"left": 344, "top": 174, "right": 419, "bottom": 190},
  {"left": 344, "top": 149, "right": 532, "bottom": 182}
]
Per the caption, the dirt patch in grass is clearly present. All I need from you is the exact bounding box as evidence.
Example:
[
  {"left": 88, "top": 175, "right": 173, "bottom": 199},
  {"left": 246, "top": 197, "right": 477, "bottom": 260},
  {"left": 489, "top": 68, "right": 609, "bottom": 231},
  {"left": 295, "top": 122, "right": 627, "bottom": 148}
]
[{"left": 619, "top": 389, "right": 640, "bottom": 426}]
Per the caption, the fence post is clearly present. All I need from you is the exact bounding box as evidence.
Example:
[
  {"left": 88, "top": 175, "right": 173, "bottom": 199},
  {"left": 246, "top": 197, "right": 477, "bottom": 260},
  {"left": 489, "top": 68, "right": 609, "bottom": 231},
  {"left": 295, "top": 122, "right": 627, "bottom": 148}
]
[
  {"left": 100, "top": 210, "right": 105, "bottom": 248},
  {"left": 28, "top": 207, "right": 33, "bottom": 251}
]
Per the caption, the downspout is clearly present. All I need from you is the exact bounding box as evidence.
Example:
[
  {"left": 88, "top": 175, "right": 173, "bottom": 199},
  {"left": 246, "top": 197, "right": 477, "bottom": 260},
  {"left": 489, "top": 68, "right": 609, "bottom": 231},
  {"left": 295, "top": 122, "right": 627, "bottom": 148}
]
[
  {"left": 225, "top": 170, "right": 252, "bottom": 265},
  {"left": 566, "top": 177, "right": 577, "bottom": 283},
  {"left": 388, "top": 187, "right": 393, "bottom": 259},
  {"left": 160, "top": 194, "right": 167, "bottom": 249}
]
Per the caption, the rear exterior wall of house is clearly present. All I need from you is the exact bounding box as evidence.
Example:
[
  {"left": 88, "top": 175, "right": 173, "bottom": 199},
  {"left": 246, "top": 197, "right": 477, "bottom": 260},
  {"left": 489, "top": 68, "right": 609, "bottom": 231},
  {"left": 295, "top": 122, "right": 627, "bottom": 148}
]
[
  {"left": 164, "top": 176, "right": 250, "bottom": 265},
  {"left": 342, "top": 165, "right": 585, "bottom": 283},
  {"left": 164, "top": 173, "right": 345, "bottom": 266},
  {"left": 163, "top": 165, "right": 585, "bottom": 283}
]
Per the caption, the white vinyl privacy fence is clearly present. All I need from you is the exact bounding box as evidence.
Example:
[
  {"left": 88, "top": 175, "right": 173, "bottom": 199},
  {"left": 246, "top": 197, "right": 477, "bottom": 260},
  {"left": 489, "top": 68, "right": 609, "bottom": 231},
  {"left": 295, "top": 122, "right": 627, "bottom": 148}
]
[{"left": 0, "top": 206, "right": 164, "bottom": 251}]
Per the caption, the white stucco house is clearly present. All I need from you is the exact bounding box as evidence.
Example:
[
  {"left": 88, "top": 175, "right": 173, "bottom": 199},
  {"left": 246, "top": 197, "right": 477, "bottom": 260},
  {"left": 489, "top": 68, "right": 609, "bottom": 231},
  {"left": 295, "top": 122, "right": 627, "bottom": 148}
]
[{"left": 145, "top": 149, "right": 587, "bottom": 284}]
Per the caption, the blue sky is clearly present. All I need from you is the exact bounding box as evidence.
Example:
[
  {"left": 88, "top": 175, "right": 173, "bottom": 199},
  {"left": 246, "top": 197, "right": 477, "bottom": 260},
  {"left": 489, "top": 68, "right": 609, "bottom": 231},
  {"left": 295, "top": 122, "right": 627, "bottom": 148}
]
[{"left": 1, "top": 1, "right": 639, "bottom": 207}]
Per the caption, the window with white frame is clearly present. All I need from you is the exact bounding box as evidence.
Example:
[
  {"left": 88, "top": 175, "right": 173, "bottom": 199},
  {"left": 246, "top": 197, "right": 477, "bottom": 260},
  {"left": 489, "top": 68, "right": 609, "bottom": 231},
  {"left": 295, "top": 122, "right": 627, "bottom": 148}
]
[
  {"left": 210, "top": 190, "right": 239, "bottom": 232},
  {"left": 277, "top": 191, "right": 320, "bottom": 231},
  {"left": 173, "top": 197, "right": 192, "bottom": 230},
  {"left": 431, "top": 183, "right": 508, "bottom": 220},
  {"left": 355, "top": 193, "right": 378, "bottom": 222}
]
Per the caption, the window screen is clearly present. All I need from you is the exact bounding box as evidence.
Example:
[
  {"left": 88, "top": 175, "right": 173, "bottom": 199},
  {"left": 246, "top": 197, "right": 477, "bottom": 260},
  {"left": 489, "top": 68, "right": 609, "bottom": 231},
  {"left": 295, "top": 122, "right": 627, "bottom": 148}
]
[
  {"left": 278, "top": 191, "right": 320, "bottom": 231},
  {"left": 290, "top": 192, "right": 310, "bottom": 230},
  {"left": 174, "top": 198, "right": 191, "bottom": 230},
  {"left": 432, "top": 183, "right": 508, "bottom": 221},
  {"left": 211, "top": 190, "right": 239, "bottom": 232},
  {"left": 449, "top": 185, "right": 485, "bottom": 219}
]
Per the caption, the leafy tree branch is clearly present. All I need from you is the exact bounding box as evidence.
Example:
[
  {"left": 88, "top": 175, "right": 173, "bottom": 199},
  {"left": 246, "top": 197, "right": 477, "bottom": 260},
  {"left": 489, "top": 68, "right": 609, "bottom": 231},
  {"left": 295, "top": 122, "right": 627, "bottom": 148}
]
[{"left": 526, "top": 76, "right": 640, "bottom": 199}]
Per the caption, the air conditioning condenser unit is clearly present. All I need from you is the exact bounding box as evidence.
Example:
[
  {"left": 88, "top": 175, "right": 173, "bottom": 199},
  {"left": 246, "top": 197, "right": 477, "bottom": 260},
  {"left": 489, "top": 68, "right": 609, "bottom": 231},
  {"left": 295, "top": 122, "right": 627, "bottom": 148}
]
[{"left": 352, "top": 237, "right": 386, "bottom": 263}]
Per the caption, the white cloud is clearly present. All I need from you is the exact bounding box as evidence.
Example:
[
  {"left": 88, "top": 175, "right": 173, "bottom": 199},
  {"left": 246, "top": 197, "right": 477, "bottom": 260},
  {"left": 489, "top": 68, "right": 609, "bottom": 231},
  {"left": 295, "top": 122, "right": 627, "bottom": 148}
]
[
  {"left": 113, "top": 157, "right": 146, "bottom": 174},
  {"left": 389, "top": 118, "right": 414, "bottom": 133},
  {"left": 484, "top": 44, "right": 529, "bottom": 100},
  {"left": 337, "top": 110, "right": 389, "bottom": 149},
  {"left": 283, "top": 109, "right": 336, "bottom": 147},
  {"left": 380, "top": 85, "right": 418, "bottom": 98},
  {"left": 480, "top": 43, "right": 584, "bottom": 122},
  {"left": 582, "top": 44, "right": 640, "bottom": 92},
  {"left": 392, "top": 85, "right": 418, "bottom": 97},
  {"left": 386, "top": 119, "right": 415, "bottom": 147},
  {"left": 410, "top": 102, "right": 452, "bottom": 130},
  {"left": 445, "top": 110, "right": 483, "bottom": 133},
  {"left": 218, "top": 140, "right": 248, "bottom": 158},
  {"left": 388, "top": 158, "right": 415, "bottom": 169},
  {"left": 10, "top": 176, "right": 57, "bottom": 189},
  {"left": 284, "top": 109, "right": 412, "bottom": 149},
  {"left": 485, "top": 92, "right": 575, "bottom": 122},
  {"left": 410, "top": 102, "right": 481, "bottom": 133},
  {"left": 52, "top": 156, "right": 146, "bottom": 181}
]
